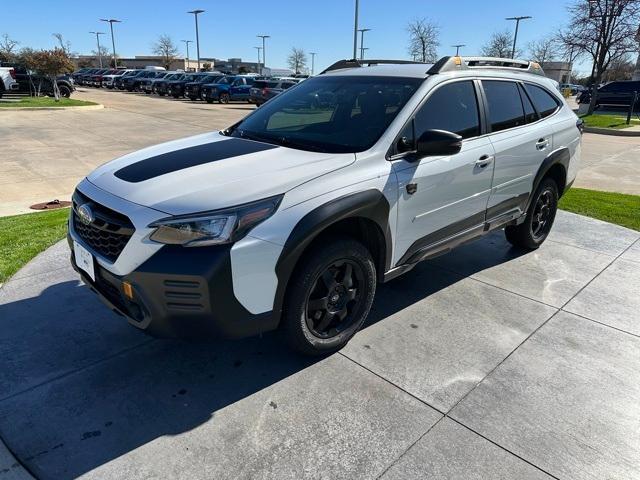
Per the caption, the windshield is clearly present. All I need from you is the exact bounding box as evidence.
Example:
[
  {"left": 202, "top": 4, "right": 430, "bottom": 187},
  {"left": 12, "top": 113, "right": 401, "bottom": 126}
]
[{"left": 228, "top": 75, "right": 422, "bottom": 153}]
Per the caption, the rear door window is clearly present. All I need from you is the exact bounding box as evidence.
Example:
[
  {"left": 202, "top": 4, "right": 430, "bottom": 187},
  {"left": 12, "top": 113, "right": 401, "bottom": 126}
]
[
  {"left": 414, "top": 80, "right": 480, "bottom": 139},
  {"left": 524, "top": 84, "right": 560, "bottom": 118},
  {"left": 482, "top": 80, "right": 525, "bottom": 132}
]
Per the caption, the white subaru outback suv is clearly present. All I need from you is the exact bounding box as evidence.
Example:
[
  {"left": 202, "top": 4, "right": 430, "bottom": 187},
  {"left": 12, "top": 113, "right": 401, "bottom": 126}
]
[{"left": 68, "top": 56, "right": 582, "bottom": 355}]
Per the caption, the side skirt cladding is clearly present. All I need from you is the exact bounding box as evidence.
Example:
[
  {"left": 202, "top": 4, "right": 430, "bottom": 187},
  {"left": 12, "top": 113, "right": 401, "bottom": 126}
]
[{"left": 270, "top": 190, "right": 391, "bottom": 326}]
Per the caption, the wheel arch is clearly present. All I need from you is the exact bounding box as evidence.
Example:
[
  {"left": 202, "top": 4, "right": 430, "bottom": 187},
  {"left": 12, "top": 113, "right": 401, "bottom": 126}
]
[
  {"left": 525, "top": 147, "right": 570, "bottom": 213},
  {"left": 271, "top": 189, "right": 391, "bottom": 326}
]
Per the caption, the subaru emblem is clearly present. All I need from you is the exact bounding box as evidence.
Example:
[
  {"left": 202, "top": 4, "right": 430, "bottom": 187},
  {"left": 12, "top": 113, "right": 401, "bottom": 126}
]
[{"left": 77, "top": 204, "right": 95, "bottom": 226}]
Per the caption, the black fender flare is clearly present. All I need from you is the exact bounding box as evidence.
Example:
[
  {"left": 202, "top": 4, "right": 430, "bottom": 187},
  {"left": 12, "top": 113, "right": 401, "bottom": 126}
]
[
  {"left": 270, "top": 189, "right": 391, "bottom": 324},
  {"left": 524, "top": 147, "right": 570, "bottom": 212}
]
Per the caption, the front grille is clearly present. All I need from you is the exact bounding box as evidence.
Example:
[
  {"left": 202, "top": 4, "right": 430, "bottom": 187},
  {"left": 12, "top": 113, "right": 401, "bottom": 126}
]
[{"left": 72, "top": 190, "right": 135, "bottom": 262}]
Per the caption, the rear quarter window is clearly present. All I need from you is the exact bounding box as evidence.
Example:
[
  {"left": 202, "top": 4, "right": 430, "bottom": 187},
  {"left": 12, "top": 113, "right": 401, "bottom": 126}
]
[{"left": 524, "top": 84, "right": 560, "bottom": 118}]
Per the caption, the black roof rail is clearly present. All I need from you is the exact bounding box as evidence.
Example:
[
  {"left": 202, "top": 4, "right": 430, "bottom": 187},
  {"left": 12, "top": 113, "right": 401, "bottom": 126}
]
[
  {"left": 427, "top": 56, "right": 545, "bottom": 76},
  {"left": 320, "top": 58, "right": 427, "bottom": 74}
]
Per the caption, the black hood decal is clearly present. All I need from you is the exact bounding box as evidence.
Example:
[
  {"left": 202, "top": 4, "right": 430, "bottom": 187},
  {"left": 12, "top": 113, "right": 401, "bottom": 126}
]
[{"left": 114, "top": 138, "right": 278, "bottom": 183}]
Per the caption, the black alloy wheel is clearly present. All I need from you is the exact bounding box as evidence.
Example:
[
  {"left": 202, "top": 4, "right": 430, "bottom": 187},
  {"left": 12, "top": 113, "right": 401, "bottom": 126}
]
[
  {"left": 305, "top": 259, "right": 365, "bottom": 339},
  {"left": 282, "top": 237, "right": 376, "bottom": 356}
]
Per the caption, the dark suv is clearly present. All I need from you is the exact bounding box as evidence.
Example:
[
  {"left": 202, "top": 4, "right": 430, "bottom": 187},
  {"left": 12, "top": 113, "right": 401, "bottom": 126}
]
[
  {"left": 167, "top": 73, "right": 209, "bottom": 98},
  {"left": 578, "top": 81, "right": 640, "bottom": 110},
  {"left": 185, "top": 74, "right": 225, "bottom": 100}
]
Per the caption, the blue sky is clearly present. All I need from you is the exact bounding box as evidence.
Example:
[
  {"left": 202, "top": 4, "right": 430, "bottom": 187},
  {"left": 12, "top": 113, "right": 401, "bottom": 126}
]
[{"left": 2, "top": 0, "right": 587, "bottom": 73}]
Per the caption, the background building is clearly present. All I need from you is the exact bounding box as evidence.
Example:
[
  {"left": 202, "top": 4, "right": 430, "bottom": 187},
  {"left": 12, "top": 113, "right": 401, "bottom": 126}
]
[
  {"left": 541, "top": 61, "right": 572, "bottom": 84},
  {"left": 72, "top": 55, "right": 260, "bottom": 74}
]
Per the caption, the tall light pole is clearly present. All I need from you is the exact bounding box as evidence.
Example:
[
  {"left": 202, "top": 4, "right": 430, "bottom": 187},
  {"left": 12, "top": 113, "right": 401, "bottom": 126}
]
[
  {"left": 361, "top": 47, "right": 369, "bottom": 60},
  {"left": 257, "top": 35, "right": 270, "bottom": 73},
  {"left": 310, "top": 52, "right": 317, "bottom": 75},
  {"left": 99, "top": 18, "right": 121, "bottom": 68},
  {"left": 505, "top": 16, "right": 531, "bottom": 59},
  {"left": 188, "top": 9, "right": 205, "bottom": 71},
  {"left": 452, "top": 44, "right": 465, "bottom": 56},
  {"left": 181, "top": 40, "right": 193, "bottom": 70},
  {"left": 358, "top": 28, "right": 371, "bottom": 60},
  {"left": 90, "top": 31, "right": 106, "bottom": 67},
  {"left": 254, "top": 46, "right": 262, "bottom": 72},
  {"left": 353, "top": 0, "right": 359, "bottom": 59}
]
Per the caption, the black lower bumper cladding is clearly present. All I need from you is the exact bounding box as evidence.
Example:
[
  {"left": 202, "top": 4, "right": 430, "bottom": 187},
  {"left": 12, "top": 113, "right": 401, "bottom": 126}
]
[{"left": 68, "top": 235, "right": 276, "bottom": 339}]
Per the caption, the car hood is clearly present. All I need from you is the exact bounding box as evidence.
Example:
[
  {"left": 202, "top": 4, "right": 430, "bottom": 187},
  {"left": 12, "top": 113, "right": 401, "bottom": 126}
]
[{"left": 87, "top": 132, "right": 355, "bottom": 215}]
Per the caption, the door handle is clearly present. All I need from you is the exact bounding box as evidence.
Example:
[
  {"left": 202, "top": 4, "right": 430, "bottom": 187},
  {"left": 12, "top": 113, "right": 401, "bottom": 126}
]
[
  {"left": 475, "top": 154, "right": 494, "bottom": 168},
  {"left": 536, "top": 138, "right": 549, "bottom": 150}
]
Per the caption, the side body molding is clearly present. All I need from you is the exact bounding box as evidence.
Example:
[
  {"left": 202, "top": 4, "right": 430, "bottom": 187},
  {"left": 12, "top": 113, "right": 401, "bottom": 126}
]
[{"left": 271, "top": 189, "right": 391, "bottom": 325}]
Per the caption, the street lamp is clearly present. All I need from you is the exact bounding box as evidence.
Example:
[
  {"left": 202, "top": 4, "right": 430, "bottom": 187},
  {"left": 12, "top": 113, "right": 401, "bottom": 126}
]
[
  {"left": 452, "top": 44, "right": 465, "bottom": 56},
  {"left": 353, "top": 0, "right": 359, "bottom": 59},
  {"left": 99, "top": 18, "right": 121, "bottom": 68},
  {"left": 187, "top": 9, "right": 205, "bottom": 71},
  {"left": 358, "top": 28, "right": 371, "bottom": 60},
  {"left": 505, "top": 16, "right": 532, "bottom": 59},
  {"left": 90, "top": 31, "right": 106, "bottom": 67},
  {"left": 257, "top": 35, "right": 270, "bottom": 74},
  {"left": 181, "top": 40, "right": 193, "bottom": 70},
  {"left": 254, "top": 46, "right": 262, "bottom": 72},
  {"left": 310, "top": 52, "right": 317, "bottom": 75}
]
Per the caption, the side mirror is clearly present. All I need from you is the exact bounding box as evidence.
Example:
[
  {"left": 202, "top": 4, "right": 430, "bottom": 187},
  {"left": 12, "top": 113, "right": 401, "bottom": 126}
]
[{"left": 416, "top": 129, "right": 462, "bottom": 157}]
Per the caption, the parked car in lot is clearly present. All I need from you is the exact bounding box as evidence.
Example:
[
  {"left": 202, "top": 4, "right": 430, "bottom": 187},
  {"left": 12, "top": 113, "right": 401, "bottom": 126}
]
[
  {"left": 122, "top": 70, "right": 157, "bottom": 92},
  {"left": 75, "top": 68, "right": 101, "bottom": 86},
  {"left": 102, "top": 69, "right": 135, "bottom": 89},
  {"left": 167, "top": 73, "right": 209, "bottom": 98},
  {"left": 153, "top": 72, "right": 185, "bottom": 96},
  {"left": 577, "top": 80, "right": 640, "bottom": 109},
  {"left": 201, "top": 75, "right": 256, "bottom": 103},
  {"left": 90, "top": 69, "right": 120, "bottom": 87},
  {"left": 114, "top": 70, "right": 141, "bottom": 90},
  {"left": 249, "top": 78, "right": 300, "bottom": 106},
  {"left": 185, "top": 73, "right": 225, "bottom": 100},
  {"left": 0, "top": 64, "right": 19, "bottom": 97},
  {"left": 139, "top": 71, "right": 172, "bottom": 93},
  {"left": 10, "top": 65, "right": 75, "bottom": 97},
  {"left": 68, "top": 56, "right": 581, "bottom": 355}
]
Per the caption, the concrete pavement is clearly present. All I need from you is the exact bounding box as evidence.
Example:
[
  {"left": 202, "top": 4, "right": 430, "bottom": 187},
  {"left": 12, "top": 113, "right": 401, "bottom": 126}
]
[
  {"left": 1, "top": 211, "right": 639, "bottom": 479},
  {"left": 1, "top": 88, "right": 639, "bottom": 217}
]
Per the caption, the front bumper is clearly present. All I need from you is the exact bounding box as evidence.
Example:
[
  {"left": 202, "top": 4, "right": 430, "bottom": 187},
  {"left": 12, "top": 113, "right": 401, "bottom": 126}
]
[{"left": 68, "top": 236, "right": 277, "bottom": 339}]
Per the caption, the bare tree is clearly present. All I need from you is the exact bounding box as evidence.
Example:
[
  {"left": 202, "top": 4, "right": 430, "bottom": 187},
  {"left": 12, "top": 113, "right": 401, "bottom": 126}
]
[
  {"left": 558, "top": 0, "right": 640, "bottom": 113},
  {"left": 603, "top": 55, "right": 635, "bottom": 81},
  {"left": 527, "top": 36, "right": 560, "bottom": 64},
  {"left": 481, "top": 31, "right": 518, "bottom": 58},
  {"left": 91, "top": 45, "right": 110, "bottom": 66},
  {"left": 152, "top": 34, "right": 179, "bottom": 70},
  {"left": 52, "top": 33, "right": 72, "bottom": 56},
  {"left": 0, "top": 33, "right": 19, "bottom": 61},
  {"left": 406, "top": 18, "right": 440, "bottom": 62},
  {"left": 287, "top": 47, "right": 307, "bottom": 73}
]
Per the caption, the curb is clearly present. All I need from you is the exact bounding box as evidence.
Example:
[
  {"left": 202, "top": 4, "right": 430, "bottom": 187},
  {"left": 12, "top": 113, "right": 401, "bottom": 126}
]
[
  {"left": 0, "top": 104, "right": 103, "bottom": 112},
  {"left": 584, "top": 126, "right": 640, "bottom": 137}
]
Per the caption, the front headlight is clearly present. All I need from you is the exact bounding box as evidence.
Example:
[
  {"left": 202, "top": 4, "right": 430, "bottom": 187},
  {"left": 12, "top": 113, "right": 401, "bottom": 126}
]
[{"left": 148, "top": 195, "right": 282, "bottom": 247}]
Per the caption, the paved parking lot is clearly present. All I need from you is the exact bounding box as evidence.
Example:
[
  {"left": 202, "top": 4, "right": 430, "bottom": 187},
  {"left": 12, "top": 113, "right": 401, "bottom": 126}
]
[
  {"left": 0, "top": 211, "right": 639, "bottom": 479},
  {"left": 0, "top": 87, "right": 639, "bottom": 216}
]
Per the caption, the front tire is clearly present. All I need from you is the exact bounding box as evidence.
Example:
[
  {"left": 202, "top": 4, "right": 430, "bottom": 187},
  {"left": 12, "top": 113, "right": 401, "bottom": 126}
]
[
  {"left": 282, "top": 237, "right": 376, "bottom": 356},
  {"left": 219, "top": 92, "right": 230, "bottom": 104},
  {"left": 505, "top": 177, "right": 559, "bottom": 250}
]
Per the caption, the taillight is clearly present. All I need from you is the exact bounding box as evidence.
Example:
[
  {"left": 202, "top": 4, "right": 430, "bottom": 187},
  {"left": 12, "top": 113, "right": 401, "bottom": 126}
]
[
  {"left": 9, "top": 68, "right": 16, "bottom": 79},
  {"left": 262, "top": 88, "right": 268, "bottom": 96}
]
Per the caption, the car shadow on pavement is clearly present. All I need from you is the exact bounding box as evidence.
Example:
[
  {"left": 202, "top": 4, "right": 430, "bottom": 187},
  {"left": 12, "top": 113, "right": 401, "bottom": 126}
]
[{"left": 0, "top": 232, "right": 527, "bottom": 479}]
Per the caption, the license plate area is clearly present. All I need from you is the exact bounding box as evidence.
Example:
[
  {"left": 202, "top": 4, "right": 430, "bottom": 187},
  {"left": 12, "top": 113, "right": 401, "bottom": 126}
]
[{"left": 74, "top": 240, "right": 95, "bottom": 281}]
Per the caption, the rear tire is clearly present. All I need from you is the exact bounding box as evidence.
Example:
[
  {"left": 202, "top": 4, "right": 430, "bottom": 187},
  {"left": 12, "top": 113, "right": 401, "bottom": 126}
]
[
  {"left": 282, "top": 237, "right": 376, "bottom": 356},
  {"left": 219, "top": 92, "right": 230, "bottom": 104},
  {"left": 505, "top": 177, "right": 559, "bottom": 250}
]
